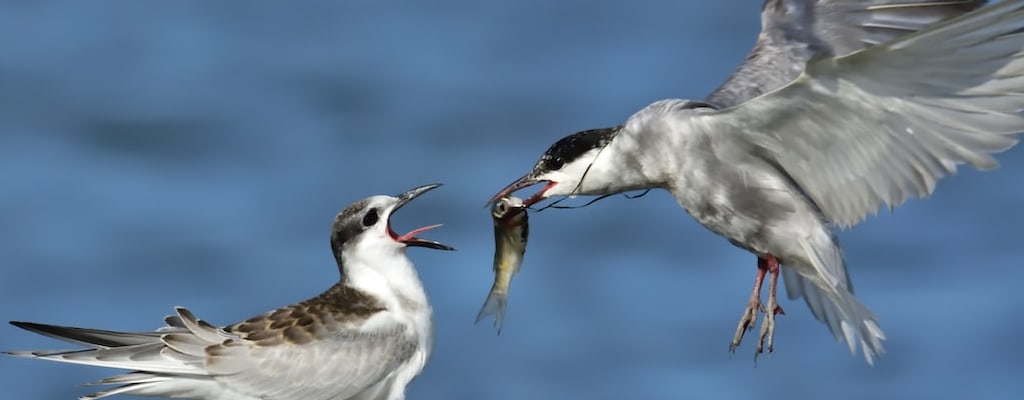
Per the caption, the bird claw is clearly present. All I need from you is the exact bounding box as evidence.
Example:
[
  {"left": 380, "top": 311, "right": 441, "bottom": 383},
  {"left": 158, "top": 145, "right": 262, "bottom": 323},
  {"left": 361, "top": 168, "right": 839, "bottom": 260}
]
[
  {"left": 734, "top": 254, "right": 784, "bottom": 361},
  {"left": 735, "top": 293, "right": 785, "bottom": 362},
  {"left": 730, "top": 298, "right": 761, "bottom": 352},
  {"left": 756, "top": 295, "right": 784, "bottom": 357}
]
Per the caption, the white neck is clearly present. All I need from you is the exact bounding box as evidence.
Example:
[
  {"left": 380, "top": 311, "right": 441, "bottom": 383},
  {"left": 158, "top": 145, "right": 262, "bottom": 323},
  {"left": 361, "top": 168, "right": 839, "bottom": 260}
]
[
  {"left": 340, "top": 243, "right": 429, "bottom": 313},
  {"left": 572, "top": 121, "right": 681, "bottom": 196},
  {"left": 339, "top": 242, "right": 434, "bottom": 370},
  {"left": 595, "top": 99, "right": 712, "bottom": 194}
]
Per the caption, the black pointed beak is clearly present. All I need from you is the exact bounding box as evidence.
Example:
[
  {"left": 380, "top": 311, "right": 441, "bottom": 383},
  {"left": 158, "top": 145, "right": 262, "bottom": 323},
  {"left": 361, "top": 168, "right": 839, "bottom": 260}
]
[
  {"left": 487, "top": 174, "right": 551, "bottom": 207},
  {"left": 395, "top": 183, "right": 441, "bottom": 211},
  {"left": 391, "top": 183, "right": 455, "bottom": 251}
]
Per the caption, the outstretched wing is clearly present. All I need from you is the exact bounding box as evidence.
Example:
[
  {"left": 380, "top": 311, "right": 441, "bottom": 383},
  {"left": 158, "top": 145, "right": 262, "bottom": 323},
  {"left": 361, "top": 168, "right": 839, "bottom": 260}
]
[
  {"left": 700, "top": 0, "right": 1024, "bottom": 228},
  {"left": 665, "top": 0, "right": 1024, "bottom": 363},
  {"left": 706, "top": 0, "right": 984, "bottom": 108}
]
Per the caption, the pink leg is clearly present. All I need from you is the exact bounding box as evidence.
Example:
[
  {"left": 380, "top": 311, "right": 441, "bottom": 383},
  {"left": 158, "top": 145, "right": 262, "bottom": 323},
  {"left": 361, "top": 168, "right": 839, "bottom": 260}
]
[
  {"left": 730, "top": 258, "right": 769, "bottom": 352},
  {"left": 756, "top": 254, "right": 785, "bottom": 358}
]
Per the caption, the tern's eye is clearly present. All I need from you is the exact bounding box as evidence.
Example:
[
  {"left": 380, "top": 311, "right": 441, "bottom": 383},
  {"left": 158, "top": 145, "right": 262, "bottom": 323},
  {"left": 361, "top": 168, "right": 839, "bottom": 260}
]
[
  {"left": 362, "top": 209, "right": 379, "bottom": 227},
  {"left": 546, "top": 157, "right": 564, "bottom": 171}
]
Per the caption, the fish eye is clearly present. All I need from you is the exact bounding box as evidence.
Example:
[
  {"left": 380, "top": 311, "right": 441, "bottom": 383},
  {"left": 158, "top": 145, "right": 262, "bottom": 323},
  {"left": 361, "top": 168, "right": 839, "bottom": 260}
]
[
  {"left": 362, "top": 209, "right": 379, "bottom": 227},
  {"left": 491, "top": 200, "right": 509, "bottom": 218}
]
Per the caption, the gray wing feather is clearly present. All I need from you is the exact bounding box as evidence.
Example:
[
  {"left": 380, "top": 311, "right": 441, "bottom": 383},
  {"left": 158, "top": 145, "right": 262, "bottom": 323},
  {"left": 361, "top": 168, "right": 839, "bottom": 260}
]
[
  {"left": 8, "top": 307, "right": 419, "bottom": 399},
  {"left": 7, "top": 321, "right": 164, "bottom": 348},
  {"left": 9, "top": 302, "right": 420, "bottom": 399},
  {"left": 706, "top": 0, "right": 984, "bottom": 108},
  {"left": 206, "top": 315, "right": 418, "bottom": 400},
  {"left": 6, "top": 309, "right": 214, "bottom": 376},
  {"left": 789, "top": 234, "right": 886, "bottom": 363},
  {"left": 6, "top": 308, "right": 228, "bottom": 398},
  {"left": 708, "top": 0, "right": 1024, "bottom": 228}
]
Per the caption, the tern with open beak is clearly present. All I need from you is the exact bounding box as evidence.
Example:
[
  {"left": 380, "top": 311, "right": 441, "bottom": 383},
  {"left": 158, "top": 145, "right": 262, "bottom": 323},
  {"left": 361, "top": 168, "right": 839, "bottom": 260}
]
[
  {"left": 7, "top": 184, "right": 453, "bottom": 399},
  {"left": 490, "top": 0, "right": 1023, "bottom": 364}
]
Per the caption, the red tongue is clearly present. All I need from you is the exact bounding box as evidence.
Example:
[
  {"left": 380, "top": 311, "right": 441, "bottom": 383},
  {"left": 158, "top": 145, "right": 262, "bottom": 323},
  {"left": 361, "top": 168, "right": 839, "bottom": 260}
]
[
  {"left": 395, "top": 224, "right": 443, "bottom": 242},
  {"left": 524, "top": 181, "right": 557, "bottom": 206}
]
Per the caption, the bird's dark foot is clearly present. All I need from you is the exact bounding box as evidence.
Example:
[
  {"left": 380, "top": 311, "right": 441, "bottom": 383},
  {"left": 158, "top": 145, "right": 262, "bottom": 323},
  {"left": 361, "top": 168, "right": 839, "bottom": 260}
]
[{"left": 730, "top": 296, "right": 761, "bottom": 352}]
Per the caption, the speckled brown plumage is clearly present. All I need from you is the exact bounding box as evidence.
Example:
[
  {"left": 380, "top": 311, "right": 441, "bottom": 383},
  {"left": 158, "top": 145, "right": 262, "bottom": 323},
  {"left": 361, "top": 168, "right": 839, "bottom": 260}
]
[
  {"left": 7, "top": 184, "right": 448, "bottom": 399},
  {"left": 225, "top": 284, "right": 386, "bottom": 346}
]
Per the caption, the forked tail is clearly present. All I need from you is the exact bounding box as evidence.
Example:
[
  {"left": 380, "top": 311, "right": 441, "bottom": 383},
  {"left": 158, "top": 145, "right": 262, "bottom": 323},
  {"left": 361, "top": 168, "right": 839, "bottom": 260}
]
[{"left": 783, "top": 234, "right": 887, "bottom": 364}]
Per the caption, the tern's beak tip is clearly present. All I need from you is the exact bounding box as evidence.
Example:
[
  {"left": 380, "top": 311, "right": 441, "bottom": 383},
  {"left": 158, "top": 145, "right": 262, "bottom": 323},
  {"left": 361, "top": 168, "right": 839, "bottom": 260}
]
[
  {"left": 488, "top": 174, "right": 541, "bottom": 206},
  {"left": 406, "top": 182, "right": 442, "bottom": 195}
]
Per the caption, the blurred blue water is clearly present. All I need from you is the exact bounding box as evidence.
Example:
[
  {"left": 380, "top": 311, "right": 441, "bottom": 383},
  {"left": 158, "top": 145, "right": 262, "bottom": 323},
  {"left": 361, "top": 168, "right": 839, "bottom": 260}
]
[{"left": 1, "top": 1, "right": 1022, "bottom": 399}]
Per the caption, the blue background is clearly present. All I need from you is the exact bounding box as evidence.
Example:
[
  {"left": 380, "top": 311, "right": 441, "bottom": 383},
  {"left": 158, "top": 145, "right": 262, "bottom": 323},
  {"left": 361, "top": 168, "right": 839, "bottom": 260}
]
[{"left": 1, "top": 1, "right": 1022, "bottom": 399}]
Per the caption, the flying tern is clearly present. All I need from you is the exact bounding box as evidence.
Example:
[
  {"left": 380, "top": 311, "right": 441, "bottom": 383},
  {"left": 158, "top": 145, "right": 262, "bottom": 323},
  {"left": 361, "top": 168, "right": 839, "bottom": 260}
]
[{"left": 490, "top": 0, "right": 1022, "bottom": 364}]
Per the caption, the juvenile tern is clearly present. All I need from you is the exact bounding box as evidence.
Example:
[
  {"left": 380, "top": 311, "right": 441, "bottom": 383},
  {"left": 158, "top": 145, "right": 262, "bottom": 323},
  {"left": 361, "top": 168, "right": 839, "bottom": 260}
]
[
  {"left": 490, "top": 0, "right": 1023, "bottom": 364},
  {"left": 7, "top": 183, "right": 453, "bottom": 399}
]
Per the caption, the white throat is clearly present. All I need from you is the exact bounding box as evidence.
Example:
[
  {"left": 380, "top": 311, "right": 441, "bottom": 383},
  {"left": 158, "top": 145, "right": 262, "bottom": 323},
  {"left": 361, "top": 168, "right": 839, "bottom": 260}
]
[
  {"left": 581, "top": 100, "right": 709, "bottom": 194},
  {"left": 340, "top": 240, "right": 429, "bottom": 313},
  {"left": 553, "top": 134, "right": 672, "bottom": 197},
  {"left": 338, "top": 236, "right": 435, "bottom": 385}
]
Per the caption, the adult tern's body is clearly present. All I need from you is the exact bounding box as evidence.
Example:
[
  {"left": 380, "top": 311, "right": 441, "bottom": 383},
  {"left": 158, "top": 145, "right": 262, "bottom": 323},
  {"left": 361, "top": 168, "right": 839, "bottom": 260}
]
[
  {"left": 7, "top": 184, "right": 453, "bottom": 399},
  {"left": 491, "top": 0, "right": 1023, "bottom": 364}
]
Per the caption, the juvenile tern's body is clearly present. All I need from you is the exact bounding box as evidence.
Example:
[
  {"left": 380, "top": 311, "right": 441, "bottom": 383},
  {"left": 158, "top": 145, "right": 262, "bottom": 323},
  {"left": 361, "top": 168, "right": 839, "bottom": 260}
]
[
  {"left": 7, "top": 184, "right": 453, "bottom": 400},
  {"left": 491, "top": 0, "right": 1023, "bottom": 364}
]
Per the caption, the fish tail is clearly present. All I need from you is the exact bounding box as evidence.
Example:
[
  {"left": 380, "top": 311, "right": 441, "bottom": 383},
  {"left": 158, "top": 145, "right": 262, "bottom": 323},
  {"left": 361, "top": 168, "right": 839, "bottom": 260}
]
[{"left": 474, "top": 289, "right": 508, "bottom": 334}]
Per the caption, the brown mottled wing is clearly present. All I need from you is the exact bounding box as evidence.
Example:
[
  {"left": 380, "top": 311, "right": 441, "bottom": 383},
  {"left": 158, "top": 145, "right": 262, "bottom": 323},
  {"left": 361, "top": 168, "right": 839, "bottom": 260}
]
[
  {"left": 205, "top": 285, "right": 418, "bottom": 399},
  {"left": 706, "top": 0, "right": 984, "bottom": 108}
]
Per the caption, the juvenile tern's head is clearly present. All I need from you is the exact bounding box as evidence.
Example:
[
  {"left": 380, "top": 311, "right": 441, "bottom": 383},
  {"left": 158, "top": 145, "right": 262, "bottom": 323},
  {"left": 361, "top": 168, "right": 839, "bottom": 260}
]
[
  {"left": 489, "top": 127, "right": 621, "bottom": 207},
  {"left": 333, "top": 183, "right": 454, "bottom": 263}
]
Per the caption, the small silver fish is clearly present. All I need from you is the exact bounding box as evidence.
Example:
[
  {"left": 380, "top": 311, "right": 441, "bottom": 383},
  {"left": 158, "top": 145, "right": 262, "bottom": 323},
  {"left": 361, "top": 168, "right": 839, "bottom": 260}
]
[{"left": 476, "top": 195, "right": 529, "bottom": 334}]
